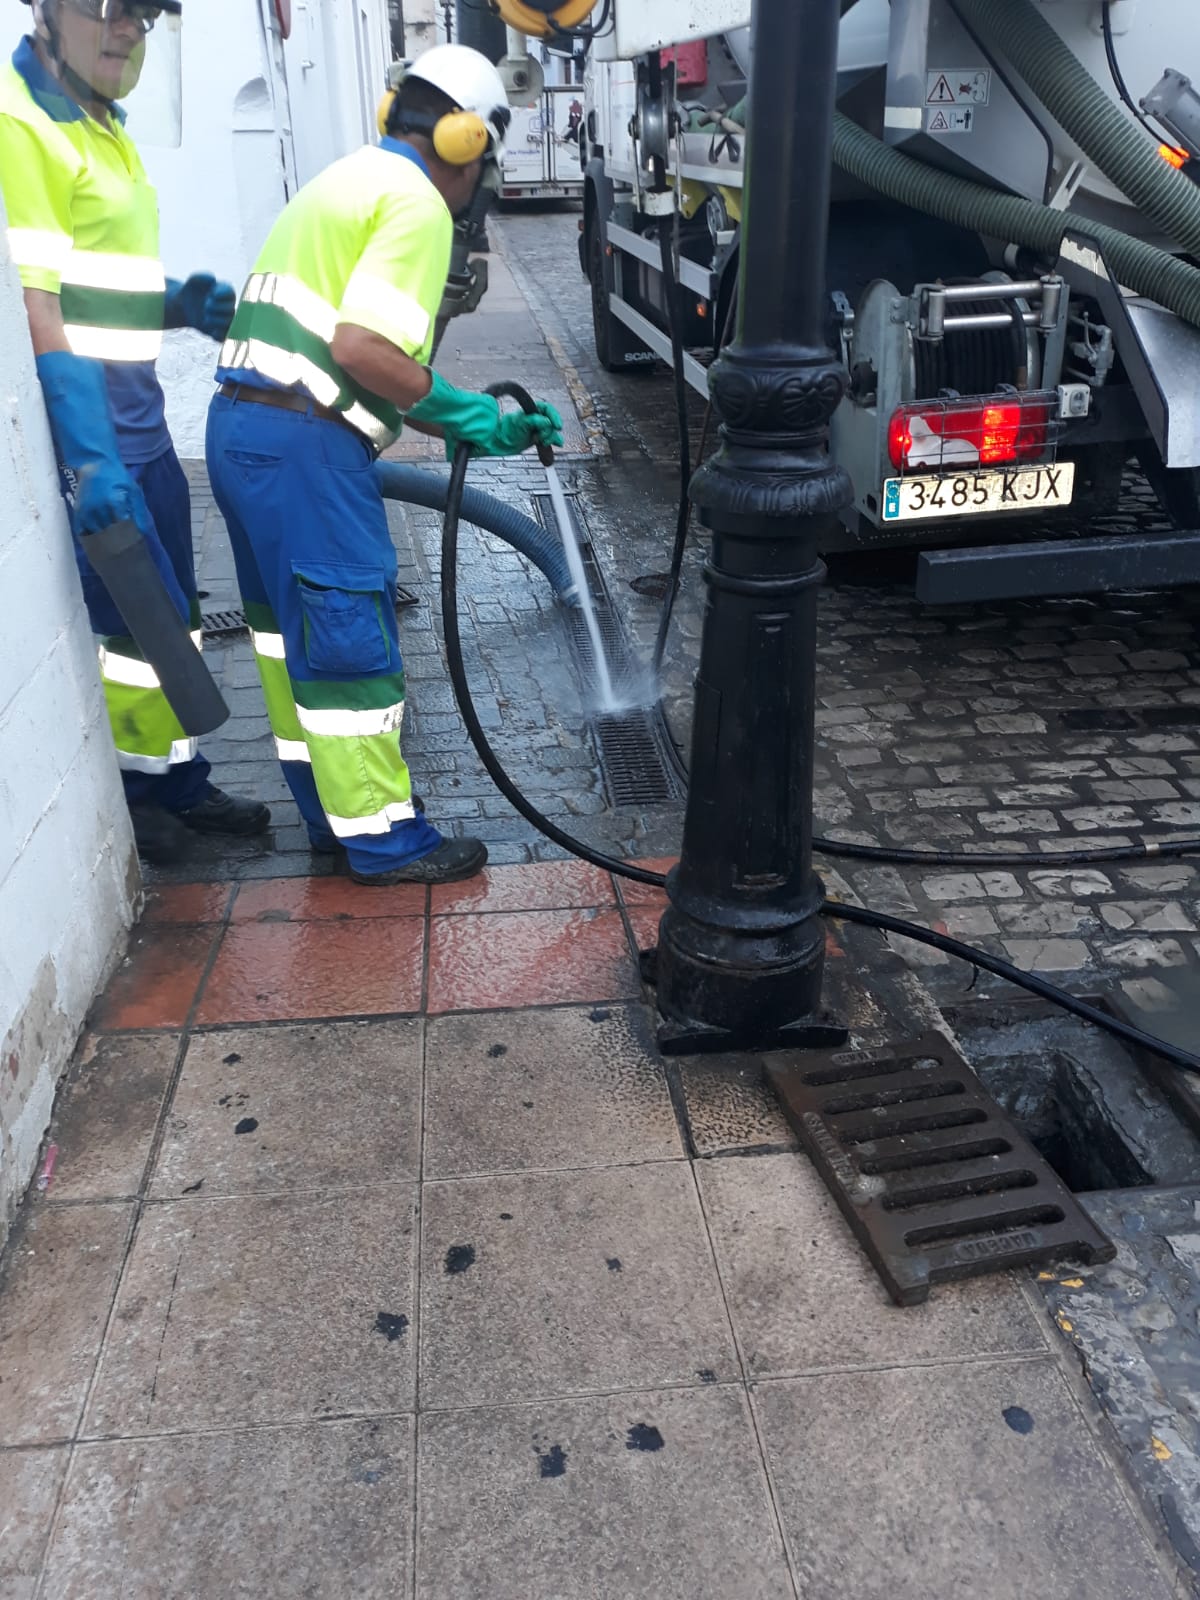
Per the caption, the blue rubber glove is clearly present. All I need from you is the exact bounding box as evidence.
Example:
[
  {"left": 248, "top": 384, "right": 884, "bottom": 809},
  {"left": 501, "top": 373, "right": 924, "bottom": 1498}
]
[
  {"left": 406, "top": 370, "right": 564, "bottom": 458},
  {"left": 35, "top": 351, "right": 147, "bottom": 535},
  {"left": 164, "top": 273, "right": 237, "bottom": 340}
]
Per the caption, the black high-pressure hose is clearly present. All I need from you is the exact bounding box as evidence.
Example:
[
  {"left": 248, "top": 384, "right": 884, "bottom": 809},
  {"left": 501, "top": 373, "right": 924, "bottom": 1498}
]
[{"left": 440, "top": 386, "right": 1200, "bottom": 1075}]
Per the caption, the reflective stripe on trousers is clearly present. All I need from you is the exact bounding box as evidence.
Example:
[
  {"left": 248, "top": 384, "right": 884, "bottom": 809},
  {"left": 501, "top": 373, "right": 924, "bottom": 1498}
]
[{"left": 100, "top": 632, "right": 202, "bottom": 774}]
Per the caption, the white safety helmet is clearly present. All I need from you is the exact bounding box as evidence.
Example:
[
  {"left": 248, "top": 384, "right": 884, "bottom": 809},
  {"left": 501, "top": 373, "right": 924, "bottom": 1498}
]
[{"left": 403, "top": 44, "right": 511, "bottom": 164}]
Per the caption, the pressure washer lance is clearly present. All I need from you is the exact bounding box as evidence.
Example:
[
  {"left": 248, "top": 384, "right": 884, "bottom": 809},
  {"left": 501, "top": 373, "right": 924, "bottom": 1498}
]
[
  {"left": 486, "top": 382, "right": 619, "bottom": 711},
  {"left": 84, "top": 519, "right": 229, "bottom": 736},
  {"left": 441, "top": 388, "right": 1200, "bottom": 1078}
]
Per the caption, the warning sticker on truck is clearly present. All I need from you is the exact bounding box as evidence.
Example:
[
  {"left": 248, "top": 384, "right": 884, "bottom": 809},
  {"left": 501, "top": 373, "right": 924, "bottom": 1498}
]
[
  {"left": 925, "top": 69, "right": 991, "bottom": 106},
  {"left": 925, "top": 107, "right": 976, "bottom": 135}
]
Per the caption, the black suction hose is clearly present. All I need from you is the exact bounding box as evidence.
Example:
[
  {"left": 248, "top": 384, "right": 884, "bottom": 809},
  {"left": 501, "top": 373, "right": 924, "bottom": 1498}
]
[{"left": 440, "top": 408, "right": 1200, "bottom": 1075}]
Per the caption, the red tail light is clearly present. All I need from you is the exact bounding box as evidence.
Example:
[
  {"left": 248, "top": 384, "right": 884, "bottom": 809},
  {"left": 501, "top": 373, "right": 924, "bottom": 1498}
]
[{"left": 887, "top": 393, "right": 1055, "bottom": 472}]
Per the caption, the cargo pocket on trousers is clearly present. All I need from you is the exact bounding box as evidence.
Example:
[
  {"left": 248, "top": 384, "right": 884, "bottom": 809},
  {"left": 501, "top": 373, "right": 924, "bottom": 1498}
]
[{"left": 294, "top": 563, "right": 391, "bottom": 675}]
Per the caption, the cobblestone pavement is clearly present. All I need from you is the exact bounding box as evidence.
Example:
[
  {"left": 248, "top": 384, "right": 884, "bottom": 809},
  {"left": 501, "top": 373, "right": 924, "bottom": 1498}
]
[{"left": 33, "top": 206, "right": 1200, "bottom": 1591}]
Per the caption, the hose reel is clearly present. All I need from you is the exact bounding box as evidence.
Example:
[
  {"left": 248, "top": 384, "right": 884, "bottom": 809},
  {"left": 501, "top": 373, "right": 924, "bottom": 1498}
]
[{"left": 489, "top": 0, "right": 601, "bottom": 40}]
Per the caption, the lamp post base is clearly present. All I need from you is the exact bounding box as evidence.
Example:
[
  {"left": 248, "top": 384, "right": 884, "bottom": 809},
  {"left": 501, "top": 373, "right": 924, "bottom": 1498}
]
[{"left": 639, "top": 944, "right": 848, "bottom": 1056}]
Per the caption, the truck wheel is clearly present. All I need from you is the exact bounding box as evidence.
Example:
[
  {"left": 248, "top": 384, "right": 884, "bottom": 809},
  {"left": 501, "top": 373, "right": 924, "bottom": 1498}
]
[{"left": 588, "top": 221, "right": 651, "bottom": 373}]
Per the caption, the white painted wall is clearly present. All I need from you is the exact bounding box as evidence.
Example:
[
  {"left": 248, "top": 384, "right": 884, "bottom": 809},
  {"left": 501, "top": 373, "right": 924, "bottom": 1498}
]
[
  {"left": 142, "top": 0, "right": 394, "bottom": 456},
  {"left": 0, "top": 208, "right": 139, "bottom": 1247}
]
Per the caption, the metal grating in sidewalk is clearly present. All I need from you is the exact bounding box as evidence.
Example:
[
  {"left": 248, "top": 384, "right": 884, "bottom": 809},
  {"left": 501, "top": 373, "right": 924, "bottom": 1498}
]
[{"left": 766, "top": 1031, "right": 1117, "bottom": 1305}]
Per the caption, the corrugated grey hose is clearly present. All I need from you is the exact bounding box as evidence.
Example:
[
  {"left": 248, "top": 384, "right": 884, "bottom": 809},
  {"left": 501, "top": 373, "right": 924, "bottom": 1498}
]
[
  {"left": 954, "top": 0, "right": 1200, "bottom": 258},
  {"left": 831, "top": 112, "right": 1200, "bottom": 330},
  {"left": 376, "top": 460, "right": 579, "bottom": 604}
]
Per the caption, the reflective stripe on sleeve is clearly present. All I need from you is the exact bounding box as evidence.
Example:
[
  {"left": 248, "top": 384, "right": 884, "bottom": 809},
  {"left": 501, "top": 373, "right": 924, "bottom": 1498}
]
[{"left": 7, "top": 226, "right": 72, "bottom": 275}]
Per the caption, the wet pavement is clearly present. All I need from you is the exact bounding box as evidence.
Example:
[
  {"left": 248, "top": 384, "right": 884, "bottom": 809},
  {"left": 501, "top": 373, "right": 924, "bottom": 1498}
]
[{"left": 2, "top": 208, "right": 1200, "bottom": 1597}]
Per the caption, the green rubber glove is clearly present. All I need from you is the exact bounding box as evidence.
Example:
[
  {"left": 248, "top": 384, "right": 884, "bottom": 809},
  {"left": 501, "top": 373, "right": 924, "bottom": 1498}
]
[{"left": 406, "top": 370, "right": 564, "bottom": 458}]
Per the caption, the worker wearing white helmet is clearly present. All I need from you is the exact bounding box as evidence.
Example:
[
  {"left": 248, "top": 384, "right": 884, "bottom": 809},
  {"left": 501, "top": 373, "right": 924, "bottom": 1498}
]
[{"left": 206, "top": 44, "right": 563, "bottom": 888}]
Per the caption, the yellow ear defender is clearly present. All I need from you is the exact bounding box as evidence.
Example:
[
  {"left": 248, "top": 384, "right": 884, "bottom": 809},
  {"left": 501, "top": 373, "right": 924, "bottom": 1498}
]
[{"left": 376, "top": 88, "right": 490, "bottom": 165}]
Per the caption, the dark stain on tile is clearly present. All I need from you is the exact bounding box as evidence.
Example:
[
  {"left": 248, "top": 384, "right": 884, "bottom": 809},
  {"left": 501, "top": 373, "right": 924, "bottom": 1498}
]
[
  {"left": 234, "top": 1117, "right": 258, "bottom": 1135},
  {"left": 589, "top": 1008, "right": 611, "bottom": 1023},
  {"left": 373, "top": 1311, "right": 410, "bottom": 1342},
  {"left": 536, "top": 1442, "right": 567, "bottom": 1479},
  {"left": 697, "top": 1369, "right": 717, "bottom": 1384},
  {"left": 498, "top": 1212, "right": 513, "bottom": 1221},
  {"left": 626, "top": 1423, "right": 664, "bottom": 1453},
  {"left": 487, "top": 1043, "right": 507, "bottom": 1058},
  {"left": 445, "top": 1244, "right": 476, "bottom": 1274},
  {"left": 182, "top": 1179, "right": 204, "bottom": 1194},
  {"left": 1003, "top": 1405, "right": 1035, "bottom": 1435},
  {"left": 606, "top": 1257, "right": 622, "bottom": 1272},
  {"left": 223, "top": 1052, "right": 242, "bottom": 1065}
]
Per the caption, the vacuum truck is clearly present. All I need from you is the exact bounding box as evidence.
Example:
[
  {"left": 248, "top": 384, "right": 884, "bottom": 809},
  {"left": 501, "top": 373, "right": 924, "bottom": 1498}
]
[{"left": 490, "top": 0, "right": 1200, "bottom": 602}]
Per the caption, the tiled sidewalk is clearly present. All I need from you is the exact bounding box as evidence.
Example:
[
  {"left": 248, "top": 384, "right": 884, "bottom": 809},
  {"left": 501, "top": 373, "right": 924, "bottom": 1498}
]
[{"left": 0, "top": 862, "right": 1187, "bottom": 1599}]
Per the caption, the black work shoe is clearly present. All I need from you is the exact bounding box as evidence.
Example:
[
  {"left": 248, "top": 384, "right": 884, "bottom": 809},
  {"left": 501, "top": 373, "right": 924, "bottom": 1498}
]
[
  {"left": 128, "top": 804, "right": 191, "bottom": 865},
  {"left": 309, "top": 796, "right": 424, "bottom": 855},
  {"left": 350, "top": 836, "right": 487, "bottom": 886},
  {"left": 178, "top": 786, "right": 271, "bottom": 836}
]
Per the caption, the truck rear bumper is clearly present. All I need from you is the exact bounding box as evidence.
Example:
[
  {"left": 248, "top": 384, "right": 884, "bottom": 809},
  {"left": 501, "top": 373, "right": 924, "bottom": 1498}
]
[{"left": 917, "top": 530, "right": 1200, "bottom": 603}]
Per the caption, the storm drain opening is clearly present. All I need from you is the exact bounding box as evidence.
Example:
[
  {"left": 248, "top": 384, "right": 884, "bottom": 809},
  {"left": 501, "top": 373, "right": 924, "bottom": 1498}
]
[
  {"left": 766, "top": 1030, "right": 1121, "bottom": 1305},
  {"left": 533, "top": 490, "right": 684, "bottom": 809},
  {"left": 943, "top": 999, "right": 1200, "bottom": 1195}
]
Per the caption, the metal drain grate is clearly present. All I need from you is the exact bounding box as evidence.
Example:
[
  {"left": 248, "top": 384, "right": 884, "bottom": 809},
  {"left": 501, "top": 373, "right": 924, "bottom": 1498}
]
[
  {"left": 592, "top": 710, "right": 680, "bottom": 807},
  {"left": 200, "top": 608, "right": 247, "bottom": 638},
  {"left": 766, "top": 1031, "right": 1116, "bottom": 1305},
  {"left": 534, "top": 491, "right": 685, "bottom": 809}
]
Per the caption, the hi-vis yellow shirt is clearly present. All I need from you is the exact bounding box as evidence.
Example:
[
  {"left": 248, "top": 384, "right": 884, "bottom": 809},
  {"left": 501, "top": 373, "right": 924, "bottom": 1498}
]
[
  {"left": 0, "top": 38, "right": 168, "bottom": 457},
  {"left": 218, "top": 141, "right": 454, "bottom": 453}
]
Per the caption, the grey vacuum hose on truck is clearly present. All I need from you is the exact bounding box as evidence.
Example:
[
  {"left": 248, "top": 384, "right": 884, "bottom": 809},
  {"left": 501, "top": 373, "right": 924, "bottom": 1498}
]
[
  {"left": 954, "top": 0, "right": 1200, "bottom": 260},
  {"left": 830, "top": 112, "right": 1200, "bottom": 330},
  {"left": 374, "top": 460, "right": 579, "bottom": 605}
]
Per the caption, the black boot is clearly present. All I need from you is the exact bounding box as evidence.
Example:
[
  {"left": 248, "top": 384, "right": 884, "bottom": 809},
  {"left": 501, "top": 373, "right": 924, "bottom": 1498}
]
[
  {"left": 177, "top": 786, "right": 271, "bottom": 836},
  {"left": 350, "top": 836, "right": 487, "bottom": 886},
  {"left": 129, "top": 804, "right": 191, "bottom": 865}
]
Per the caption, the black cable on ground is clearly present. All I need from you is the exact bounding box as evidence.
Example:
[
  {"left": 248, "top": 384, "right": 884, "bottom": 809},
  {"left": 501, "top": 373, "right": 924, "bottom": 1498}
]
[
  {"left": 813, "top": 837, "right": 1200, "bottom": 869},
  {"left": 826, "top": 899, "right": 1200, "bottom": 1074},
  {"left": 441, "top": 416, "right": 1200, "bottom": 1076}
]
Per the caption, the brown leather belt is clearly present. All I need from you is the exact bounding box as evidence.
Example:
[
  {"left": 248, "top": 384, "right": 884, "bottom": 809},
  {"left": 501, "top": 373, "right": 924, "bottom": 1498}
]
[{"left": 218, "top": 381, "right": 373, "bottom": 453}]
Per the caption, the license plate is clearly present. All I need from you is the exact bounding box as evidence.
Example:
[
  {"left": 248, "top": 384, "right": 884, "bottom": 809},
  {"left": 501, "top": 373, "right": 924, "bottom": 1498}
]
[{"left": 882, "top": 463, "right": 1075, "bottom": 522}]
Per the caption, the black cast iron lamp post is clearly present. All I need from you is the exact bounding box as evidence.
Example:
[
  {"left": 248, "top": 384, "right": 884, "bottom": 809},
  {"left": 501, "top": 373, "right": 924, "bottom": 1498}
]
[{"left": 648, "top": 0, "right": 853, "bottom": 1054}]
